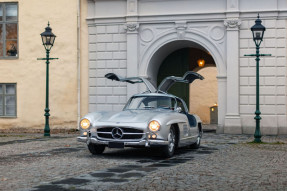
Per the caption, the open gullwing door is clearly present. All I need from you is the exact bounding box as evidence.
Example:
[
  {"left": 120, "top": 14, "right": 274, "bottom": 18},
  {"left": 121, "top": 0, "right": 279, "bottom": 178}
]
[
  {"left": 157, "top": 71, "right": 204, "bottom": 93},
  {"left": 105, "top": 73, "right": 157, "bottom": 93}
]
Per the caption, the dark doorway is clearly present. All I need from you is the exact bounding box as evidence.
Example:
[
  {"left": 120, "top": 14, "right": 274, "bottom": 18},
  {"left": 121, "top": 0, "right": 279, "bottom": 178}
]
[
  {"left": 157, "top": 48, "right": 215, "bottom": 105},
  {"left": 157, "top": 48, "right": 189, "bottom": 104}
]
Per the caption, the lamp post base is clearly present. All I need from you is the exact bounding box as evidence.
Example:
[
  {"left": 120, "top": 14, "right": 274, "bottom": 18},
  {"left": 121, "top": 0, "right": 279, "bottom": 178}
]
[{"left": 44, "top": 125, "right": 50, "bottom": 137}]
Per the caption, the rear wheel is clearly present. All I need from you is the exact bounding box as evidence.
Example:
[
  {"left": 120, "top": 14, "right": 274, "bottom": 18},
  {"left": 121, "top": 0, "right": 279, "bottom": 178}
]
[
  {"left": 88, "top": 143, "right": 105, "bottom": 155},
  {"left": 162, "top": 126, "right": 176, "bottom": 158}
]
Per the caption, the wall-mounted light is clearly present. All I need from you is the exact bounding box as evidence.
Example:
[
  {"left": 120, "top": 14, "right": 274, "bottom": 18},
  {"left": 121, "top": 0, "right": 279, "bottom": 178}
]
[{"left": 197, "top": 59, "right": 205, "bottom": 67}]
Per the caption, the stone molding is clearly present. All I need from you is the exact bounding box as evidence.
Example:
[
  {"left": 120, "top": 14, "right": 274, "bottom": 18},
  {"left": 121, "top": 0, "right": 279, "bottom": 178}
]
[
  {"left": 175, "top": 21, "right": 187, "bottom": 40},
  {"left": 224, "top": 19, "right": 241, "bottom": 29},
  {"left": 124, "top": 23, "right": 139, "bottom": 33}
]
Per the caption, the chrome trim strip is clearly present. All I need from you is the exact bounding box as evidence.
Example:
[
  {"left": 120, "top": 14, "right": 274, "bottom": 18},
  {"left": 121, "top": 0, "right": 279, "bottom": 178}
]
[{"left": 77, "top": 136, "right": 168, "bottom": 146}]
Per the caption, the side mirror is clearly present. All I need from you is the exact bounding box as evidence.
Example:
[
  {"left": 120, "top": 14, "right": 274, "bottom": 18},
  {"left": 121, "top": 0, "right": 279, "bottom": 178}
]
[{"left": 175, "top": 107, "right": 182, "bottom": 113}]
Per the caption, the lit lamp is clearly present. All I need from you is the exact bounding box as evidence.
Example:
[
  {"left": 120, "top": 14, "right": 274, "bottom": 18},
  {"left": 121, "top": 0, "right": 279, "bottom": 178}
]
[
  {"left": 197, "top": 59, "right": 205, "bottom": 67},
  {"left": 38, "top": 22, "right": 58, "bottom": 137}
]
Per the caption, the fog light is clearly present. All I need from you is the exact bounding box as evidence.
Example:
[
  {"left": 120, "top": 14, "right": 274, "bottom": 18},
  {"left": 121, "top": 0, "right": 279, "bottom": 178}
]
[
  {"left": 151, "top": 134, "right": 157, "bottom": 139},
  {"left": 148, "top": 135, "right": 151, "bottom": 139},
  {"left": 83, "top": 132, "right": 87, "bottom": 136}
]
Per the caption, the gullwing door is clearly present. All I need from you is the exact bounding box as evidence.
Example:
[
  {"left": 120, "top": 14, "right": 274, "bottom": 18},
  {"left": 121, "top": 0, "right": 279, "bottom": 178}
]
[{"left": 157, "top": 71, "right": 204, "bottom": 93}]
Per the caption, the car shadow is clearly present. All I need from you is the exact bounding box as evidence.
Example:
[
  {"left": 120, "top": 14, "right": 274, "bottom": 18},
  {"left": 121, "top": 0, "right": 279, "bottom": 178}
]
[{"left": 80, "top": 145, "right": 218, "bottom": 161}]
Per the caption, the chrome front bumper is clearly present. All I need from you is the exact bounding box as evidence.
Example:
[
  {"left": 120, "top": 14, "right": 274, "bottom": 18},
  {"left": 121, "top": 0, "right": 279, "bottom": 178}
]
[{"left": 77, "top": 136, "right": 168, "bottom": 147}]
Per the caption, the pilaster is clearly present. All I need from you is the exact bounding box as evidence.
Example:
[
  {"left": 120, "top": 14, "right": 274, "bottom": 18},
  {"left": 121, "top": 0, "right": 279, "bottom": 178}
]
[
  {"left": 217, "top": 76, "right": 227, "bottom": 134},
  {"left": 125, "top": 0, "right": 140, "bottom": 98},
  {"left": 223, "top": 18, "right": 242, "bottom": 134}
]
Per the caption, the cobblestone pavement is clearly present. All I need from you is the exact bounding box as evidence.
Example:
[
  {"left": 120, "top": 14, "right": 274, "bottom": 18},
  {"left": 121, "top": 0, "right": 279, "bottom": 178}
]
[{"left": 0, "top": 131, "right": 287, "bottom": 191}]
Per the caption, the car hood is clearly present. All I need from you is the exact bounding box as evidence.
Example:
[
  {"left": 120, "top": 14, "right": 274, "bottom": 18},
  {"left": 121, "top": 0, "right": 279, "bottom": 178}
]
[{"left": 96, "top": 109, "right": 172, "bottom": 123}]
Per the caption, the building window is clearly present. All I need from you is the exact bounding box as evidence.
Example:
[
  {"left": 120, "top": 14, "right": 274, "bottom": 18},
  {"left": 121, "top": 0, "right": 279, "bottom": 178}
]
[
  {"left": 0, "top": 3, "right": 18, "bottom": 58},
  {"left": 0, "top": 84, "right": 16, "bottom": 117}
]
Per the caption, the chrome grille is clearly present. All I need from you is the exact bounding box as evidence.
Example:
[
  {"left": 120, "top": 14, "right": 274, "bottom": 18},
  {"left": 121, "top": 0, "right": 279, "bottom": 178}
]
[{"left": 97, "top": 127, "right": 144, "bottom": 140}]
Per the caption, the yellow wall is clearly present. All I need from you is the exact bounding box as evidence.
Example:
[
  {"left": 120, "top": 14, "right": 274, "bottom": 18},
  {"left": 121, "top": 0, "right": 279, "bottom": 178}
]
[
  {"left": 189, "top": 67, "right": 218, "bottom": 124},
  {"left": 0, "top": 0, "right": 79, "bottom": 130},
  {"left": 80, "top": 0, "right": 89, "bottom": 119}
]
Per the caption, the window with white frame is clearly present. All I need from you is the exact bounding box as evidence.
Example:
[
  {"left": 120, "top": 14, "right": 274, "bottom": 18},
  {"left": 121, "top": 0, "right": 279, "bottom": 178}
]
[
  {"left": 0, "top": 84, "right": 16, "bottom": 117},
  {"left": 0, "top": 3, "right": 18, "bottom": 58}
]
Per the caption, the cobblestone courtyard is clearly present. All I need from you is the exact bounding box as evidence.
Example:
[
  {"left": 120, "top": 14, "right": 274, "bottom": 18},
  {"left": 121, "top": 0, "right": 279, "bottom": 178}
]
[{"left": 0, "top": 131, "right": 287, "bottom": 191}]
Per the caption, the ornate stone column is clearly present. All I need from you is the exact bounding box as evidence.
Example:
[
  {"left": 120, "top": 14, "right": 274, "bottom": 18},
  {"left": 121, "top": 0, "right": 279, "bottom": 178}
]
[{"left": 223, "top": 18, "right": 242, "bottom": 134}]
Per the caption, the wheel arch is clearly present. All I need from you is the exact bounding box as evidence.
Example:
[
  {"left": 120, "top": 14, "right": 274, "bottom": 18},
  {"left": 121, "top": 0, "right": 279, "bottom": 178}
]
[
  {"left": 170, "top": 123, "right": 180, "bottom": 148},
  {"left": 198, "top": 122, "right": 203, "bottom": 132}
]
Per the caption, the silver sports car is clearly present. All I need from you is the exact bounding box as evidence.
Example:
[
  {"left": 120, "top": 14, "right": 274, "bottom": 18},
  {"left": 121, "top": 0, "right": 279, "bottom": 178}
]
[{"left": 77, "top": 71, "right": 204, "bottom": 157}]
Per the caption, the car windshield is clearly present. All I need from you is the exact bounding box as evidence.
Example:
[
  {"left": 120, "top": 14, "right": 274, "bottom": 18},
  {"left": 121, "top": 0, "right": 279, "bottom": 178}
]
[{"left": 125, "top": 96, "right": 176, "bottom": 110}]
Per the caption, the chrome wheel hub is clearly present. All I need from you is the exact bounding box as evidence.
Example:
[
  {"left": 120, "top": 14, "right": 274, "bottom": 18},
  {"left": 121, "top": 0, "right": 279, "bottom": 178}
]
[{"left": 168, "top": 129, "right": 175, "bottom": 153}]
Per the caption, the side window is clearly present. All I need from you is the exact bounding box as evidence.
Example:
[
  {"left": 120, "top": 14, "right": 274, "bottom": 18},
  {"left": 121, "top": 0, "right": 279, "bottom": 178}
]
[
  {"left": 0, "top": 84, "right": 16, "bottom": 117},
  {"left": 0, "top": 3, "right": 18, "bottom": 58},
  {"left": 176, "top": 98, "right": 187, "bottom": 113}
]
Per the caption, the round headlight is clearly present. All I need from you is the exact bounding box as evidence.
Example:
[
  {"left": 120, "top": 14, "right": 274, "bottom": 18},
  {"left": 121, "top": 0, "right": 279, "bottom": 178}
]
[
  {"left": 149, "top": 120, "right": 160, "bottom": 132},
  {"left": 80, "top": 118, "right": 90, "bottom": 129}
]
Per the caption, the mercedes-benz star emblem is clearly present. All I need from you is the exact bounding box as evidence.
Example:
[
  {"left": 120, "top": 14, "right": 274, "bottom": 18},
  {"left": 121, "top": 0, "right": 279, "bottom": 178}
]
[{"left": 111, "top": 127, "right": 124, "bottom": 139}]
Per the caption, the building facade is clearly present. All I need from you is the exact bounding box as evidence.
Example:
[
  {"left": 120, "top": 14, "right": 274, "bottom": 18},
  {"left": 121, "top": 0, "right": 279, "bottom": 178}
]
[
  {"left": 86, "top": 0, "right": 287, "bottom": 135},
  {"left": 1, "top": 0, "right": 287, "bottom": 135},
  {"left": 0, "top": 0, "right": 88, "bottom": 131}
]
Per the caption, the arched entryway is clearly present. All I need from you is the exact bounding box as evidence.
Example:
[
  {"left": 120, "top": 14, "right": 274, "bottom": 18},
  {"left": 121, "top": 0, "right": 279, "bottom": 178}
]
[
  {"left": 139, "top": 37, "right": 226, "bottom": 131},
  {"left": 157, "top": 47, "right": 217, "bottom": 125}
]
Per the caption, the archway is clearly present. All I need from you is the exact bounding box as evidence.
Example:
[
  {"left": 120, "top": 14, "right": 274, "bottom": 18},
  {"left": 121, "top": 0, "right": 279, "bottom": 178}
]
[
  {"left": 139, "top": 35, "right": 227, "bottom": 130},
  {"left": 157, "top": 47, "right": 217, "bottom": 125}
]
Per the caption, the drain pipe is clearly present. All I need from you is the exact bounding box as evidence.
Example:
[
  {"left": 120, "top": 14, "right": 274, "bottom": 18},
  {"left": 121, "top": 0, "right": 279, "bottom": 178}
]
[{"left": 77, "top": 0, "right": 81, "bottom": 129}]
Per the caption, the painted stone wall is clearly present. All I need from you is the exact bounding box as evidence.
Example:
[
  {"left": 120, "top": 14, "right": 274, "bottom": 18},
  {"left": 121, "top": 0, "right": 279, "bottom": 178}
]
[
  {"left": 88, "top": 24, "right": 128, "bottom": 112},
  {"left": 239, "top": 19, "right": 287, "bottom": 135},
  {"left": 0, "top": 0, "right": 79, "bottom": 130},
  {"left": 189, "top": 67, "right": 218, "bottom": 124},
  {"left": 86, "top": 0, "right": 287, "bottom": 135}
]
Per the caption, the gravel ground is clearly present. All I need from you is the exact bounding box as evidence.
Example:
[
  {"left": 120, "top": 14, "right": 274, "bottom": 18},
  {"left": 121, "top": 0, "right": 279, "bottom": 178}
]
[{"left": 0, "top": 132, "right": 287, "bottom": 191}]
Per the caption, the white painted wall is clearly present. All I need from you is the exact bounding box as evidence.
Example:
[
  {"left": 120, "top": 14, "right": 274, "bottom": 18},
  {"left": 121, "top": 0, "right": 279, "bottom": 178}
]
[
  {"left": 239, "top": 19, "right": 287, "bottom": 135},
  {"left": 86, "top": 0, "right": 287, "bottom": 135}
]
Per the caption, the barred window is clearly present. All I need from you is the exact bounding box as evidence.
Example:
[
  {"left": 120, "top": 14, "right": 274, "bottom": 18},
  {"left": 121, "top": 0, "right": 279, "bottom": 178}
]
[
  {"left": 0, "top": 3, "right": 18, "bottom": 58},
  {"left": 0, "top": 84, "right": 16, "bottom": 117}
]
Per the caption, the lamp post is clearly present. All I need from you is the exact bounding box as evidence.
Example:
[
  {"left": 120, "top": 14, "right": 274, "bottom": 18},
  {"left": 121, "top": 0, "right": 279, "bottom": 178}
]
[
  {"left": 245, "top": 14, "right": 271, "bottom": 143},
  {"left": 38, "top": 22, "right": 58, "bottom": 137}
]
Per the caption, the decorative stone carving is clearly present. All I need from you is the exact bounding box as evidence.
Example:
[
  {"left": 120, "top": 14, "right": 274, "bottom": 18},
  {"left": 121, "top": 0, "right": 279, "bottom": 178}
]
[
  {"left": 209, "top": 26, "right": 225, "bottom": 41},
  {"left": 224, "top": 19, "right": 241, "bottom": 29},
  {"left": 230, "top": 0, "right": 238, "bottom": 8},
  {"left": 124, "top": 23, "right": 139, "bottom": 32},
  {"left": 127, "top": 0, "right": 138, "bottom": 15},
  {"left": 140, "top": 28, "right": 154, "bottom": 43},
  {"left": 228, "top": 0, "right": 238, "bottom": 9},
  {"left": 175, "top": 21, "right": 187, "bottom": 40}
]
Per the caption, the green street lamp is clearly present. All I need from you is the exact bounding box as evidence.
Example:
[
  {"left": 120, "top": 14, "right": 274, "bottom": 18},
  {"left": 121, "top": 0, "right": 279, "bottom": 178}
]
[
  {"left": 245, "top": 14, "right": 271, "bottom": 143},
  {"left": 38, "top": 22, "right": 58, "bottom": 136}
]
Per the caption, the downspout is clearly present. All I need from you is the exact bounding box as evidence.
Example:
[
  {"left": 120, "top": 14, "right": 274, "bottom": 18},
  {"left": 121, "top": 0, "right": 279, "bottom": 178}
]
[{"left": 77, "top": 0, "right": 81, "bottom": 129}]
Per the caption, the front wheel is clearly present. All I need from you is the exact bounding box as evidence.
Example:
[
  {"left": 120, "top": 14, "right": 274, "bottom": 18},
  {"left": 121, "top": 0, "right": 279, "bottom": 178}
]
[
  {"left": 162, "top": 127, "right": 176, "bottom": 158},
  {"left": 88, "top": 143, "right": 105, "bottom": 155}
]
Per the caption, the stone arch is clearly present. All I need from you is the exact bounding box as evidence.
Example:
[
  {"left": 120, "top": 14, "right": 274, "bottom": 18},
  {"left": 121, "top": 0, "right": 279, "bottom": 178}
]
[
  {"left": 139, "top": 30, "right": 226, "bottom": 85},
  {"left": 138, "top": 30, "right": 227, "bottom": 129}
]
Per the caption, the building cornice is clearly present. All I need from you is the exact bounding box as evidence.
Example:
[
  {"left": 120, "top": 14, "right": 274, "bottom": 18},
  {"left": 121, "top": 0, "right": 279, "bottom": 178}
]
[{"left": 87, "top": 10, "right": 287, "bottom": 25}]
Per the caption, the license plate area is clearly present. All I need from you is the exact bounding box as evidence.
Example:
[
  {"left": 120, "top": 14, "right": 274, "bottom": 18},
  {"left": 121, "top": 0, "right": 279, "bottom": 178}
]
[{"left": 108, "top": 142, "right": 124, "bottom": 148}]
